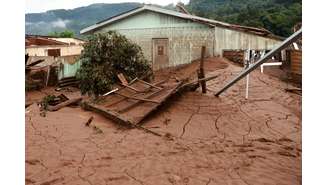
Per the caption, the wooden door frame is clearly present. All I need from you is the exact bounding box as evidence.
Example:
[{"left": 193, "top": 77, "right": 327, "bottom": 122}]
[{"left": 152, "top": 38, "right": 169, "bottom": 71}]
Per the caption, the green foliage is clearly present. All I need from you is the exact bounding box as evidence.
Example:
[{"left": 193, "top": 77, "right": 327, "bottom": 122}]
[
  {"left": 76, "top": 31, "right": 152, "bottom": 96},
  {"left": 48, "top": 30, "right": 75, "bottom": 38},
  {"left": 187, "top": 0, "right": 302, "bottom": 37}
]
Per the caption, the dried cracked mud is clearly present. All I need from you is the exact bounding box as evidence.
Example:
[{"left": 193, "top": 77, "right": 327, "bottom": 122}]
[{"left": 26, "top": 57, "right": 301, "bottom": 185}]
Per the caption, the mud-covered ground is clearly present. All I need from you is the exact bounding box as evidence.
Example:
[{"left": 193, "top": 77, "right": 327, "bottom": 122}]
[{"left": 26, "top": 57, "right": 301, "bottom": 185}]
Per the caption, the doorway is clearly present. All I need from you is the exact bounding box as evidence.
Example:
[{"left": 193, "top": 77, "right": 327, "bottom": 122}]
[{"left": 152, "top": 38, "right": 169, "bottom": 70}]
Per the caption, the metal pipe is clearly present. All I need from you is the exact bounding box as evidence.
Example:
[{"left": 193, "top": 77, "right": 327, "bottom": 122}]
[{"left": 214, "top": 29, "right": 302, "bottom": 97}]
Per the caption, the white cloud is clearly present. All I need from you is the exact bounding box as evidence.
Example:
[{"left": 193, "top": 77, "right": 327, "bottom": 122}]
[
  {"left": 26, "top": 0, "right": 190, "bottom": 13},
  {"left": 51, "top": 19, "right": 70, "bottom": 28}
]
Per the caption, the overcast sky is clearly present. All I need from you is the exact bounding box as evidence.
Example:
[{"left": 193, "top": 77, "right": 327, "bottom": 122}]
[{"left": 26, "top": 0, "right": 190, "bottom": 13}]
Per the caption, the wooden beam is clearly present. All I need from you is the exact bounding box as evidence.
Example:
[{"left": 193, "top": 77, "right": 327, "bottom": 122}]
[
  {"left": 180, "top": 75, "right": 218, "bottom": 89},
  {"left": 133, "top": 82, "right": 183, "bottom": 125},
  {"left": 118, "top": 83, "right": 143, "bottom": 93},
  {"left": 136, "top": 78, "right": 162, "bottom": 90},
  {"left": 199, "top": 46, "right": 206, "bottom": 93},
  {"left": 105, "top": 79, "right": 167, "bottom": 108},
  {"left": 118, "top": 88, "right": 164, "bottom": 113},
  {"left": 117, "top": 73, "right": 128, "bottom": 85},
  {"left": 81, "top": 102, "right": 162, "bottom": 136},
  {"left": 115, "top": 92, "right": 161, "bottom": 104}
]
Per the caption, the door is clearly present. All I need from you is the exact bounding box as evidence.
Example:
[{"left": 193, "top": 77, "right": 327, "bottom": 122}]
[{"left": 152, "top": 38, "right": 169, "bottom": 70}]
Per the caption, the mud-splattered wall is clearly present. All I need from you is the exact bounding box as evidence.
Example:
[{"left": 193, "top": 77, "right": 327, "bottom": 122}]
[
  {"left": 214, "top": 27, "right": 281, "bottom": 56},
  {"left": 105, "top": 27, "right": 214, "bottom": 68},
  {"left": 94, "top": 11, "right": 214, "bottom": 69}
]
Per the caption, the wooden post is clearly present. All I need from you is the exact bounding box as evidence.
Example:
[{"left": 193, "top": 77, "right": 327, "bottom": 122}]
[{"left": 199, "top": 46, "right": 206, "bottom": 93}]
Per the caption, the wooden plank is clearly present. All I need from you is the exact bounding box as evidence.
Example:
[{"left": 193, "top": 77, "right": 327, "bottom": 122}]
[
  {"left": 118, "top": 83, "right": 143, "bottom": 93},
  {"left": 115, "top": 92, "right": 161, "bottom": 104},
  {"left": 118, "top": 88, "right": 164, "bottom": 113},
  {"left": 102, "top": 78, "right": 138, "bottom": 97},
  {"left": 134, "top": 82, "right": 183, "bottom": 125},
  {"left": 81, "top": 102, "right": 162, "bottom": 136},
  {"left": 117, "top": 73, "right": 128, "bottom": 85},
  {"left": 27, "top": 59, "right": 45, "bottom": 67},
  {"left": 180, "top": 75, "right": 218, "bottom": 89},
  {"left": 45, "top": 65, "right": 51, "bottom": 87},
  {"left": 82, "top": 102, "right": 134, "bottom": 126},
  {"left": 104, "top": 79, "right": 167, "bottom": 108},
  {"left": 136, "top": 79, "right": 162, "bottom": 90}
]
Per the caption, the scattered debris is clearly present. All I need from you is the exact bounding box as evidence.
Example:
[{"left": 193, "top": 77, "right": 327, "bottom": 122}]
[
  {"left": 84, "top": 116, "right": 94, "bottom": 127},
  {"left": 93, "top": 125, "right": 103, "bottom": 134},
  {"left": 82, "top": 77, "right": 183, "bottom": 126},
  {"left": 164, "top": 133, "right": 174, "bottom": 141},
  {"left": 277, "top": 151, "right": 297, "bottom": 158},
  {"left": 47, "top": 97, "right": 82, "bottom": 112},
  {"left": 253, "top": 138, "right": 275, "bottom": 143},
  {"left": 58, "top": 77, "right": 80, "bottom": 88},
  {"left": 285, "top": 88, "right": 302, "bottom": 95},
  {"left": 163, "top": 118, "right": 171, "bottom": 125}
]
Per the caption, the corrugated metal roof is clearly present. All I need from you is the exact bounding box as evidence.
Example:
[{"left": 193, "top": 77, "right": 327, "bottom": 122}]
[{"left": 80, "top": 5, "right": 282, "bottom": 40}]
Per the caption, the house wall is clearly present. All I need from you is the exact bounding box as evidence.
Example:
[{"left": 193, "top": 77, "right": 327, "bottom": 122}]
[
  {"left": 87, "top": 10, "right": 282, "bottom": 69},
  {"left": 214, "top": 27, "right": 281, "bottom": 56},
  {"left": 93, "top": 11, "right": 215, "bottom": 69},
  {"left": 25, "top": 45, "right": 83, "bottom": 56}
]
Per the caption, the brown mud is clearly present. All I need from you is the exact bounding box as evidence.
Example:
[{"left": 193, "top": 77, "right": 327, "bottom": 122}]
[{"left": 26, "top": 57, "right": 301, "bottom": 185}]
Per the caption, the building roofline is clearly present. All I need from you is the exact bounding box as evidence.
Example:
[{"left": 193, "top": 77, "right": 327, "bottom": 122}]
[
  {"left": 25, "top": 34, "right": 86, "bottom": 42},
  {"left": 80, "top": 5, "right": 283, "bottom": 41}
]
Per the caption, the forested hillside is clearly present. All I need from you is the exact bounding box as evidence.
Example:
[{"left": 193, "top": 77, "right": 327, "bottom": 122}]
[
  {"left": 25, "top": 0, "right": 301, "bottom": 37},
  {"left": 25, "top": 3, "right": 141, "bottom": 36},
  {"left": 187, "top": 0, "right": 302, "bottom": 37}
]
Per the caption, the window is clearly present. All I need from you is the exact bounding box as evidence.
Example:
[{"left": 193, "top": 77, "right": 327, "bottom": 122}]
[{"left": 47, "top": 49, "right": 61, "bottom": 57}]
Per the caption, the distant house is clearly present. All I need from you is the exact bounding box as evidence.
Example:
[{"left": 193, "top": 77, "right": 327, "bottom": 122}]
[
  {"left": 25, "top": 35, "right": 85, "bottom": 57},
  {"left": 26, "top": 35, "right": 86, "bottom": 82},
  {"left": 81, "top": 5, "right": 283, "bottom": 70}
]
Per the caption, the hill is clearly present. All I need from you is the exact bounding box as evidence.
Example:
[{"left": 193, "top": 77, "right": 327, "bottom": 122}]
[
  {"left": 25, "top": 3, "right": 141, "bottom": 37},
  {"left": 25, "top": 1, "right": 302, "bottom": 37},
  {"left": 186, "top": 0, "right": 302, "bottom": 37}
]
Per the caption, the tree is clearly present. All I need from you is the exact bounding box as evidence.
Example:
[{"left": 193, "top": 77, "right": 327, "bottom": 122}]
[
  {"left": 48, "top": 30, "right": 75, "bottom": 38},
  {"left": 76, "top": 31, "right": 152, "bottom": 97}
]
